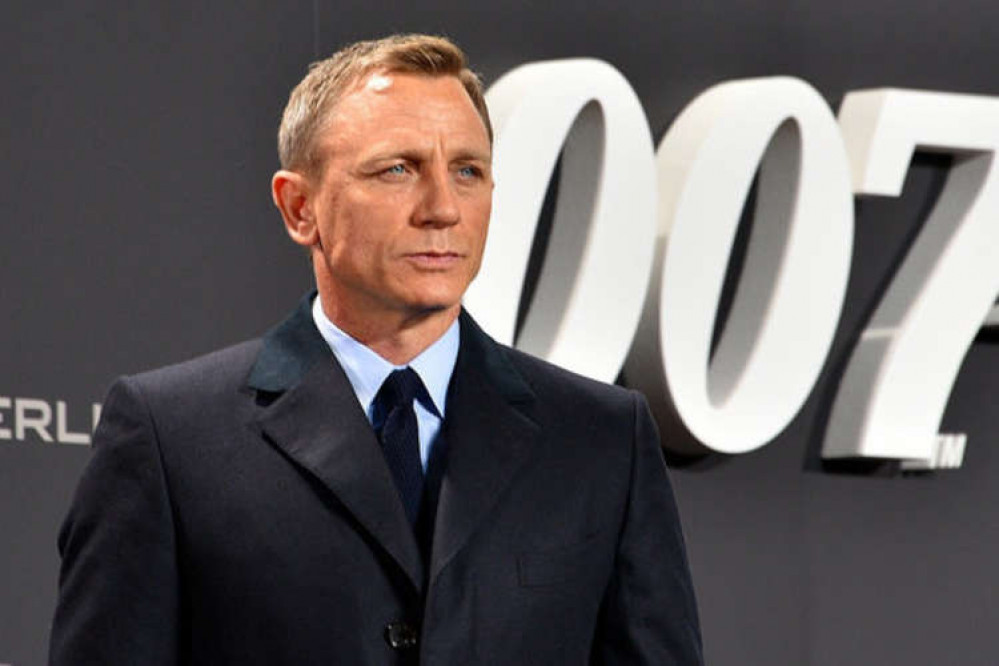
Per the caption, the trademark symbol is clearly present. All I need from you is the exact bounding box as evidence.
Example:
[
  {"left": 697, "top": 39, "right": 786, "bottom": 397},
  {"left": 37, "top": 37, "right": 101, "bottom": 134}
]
[{"left": 901, "top": 433, "right": 967, "bottom": 471}]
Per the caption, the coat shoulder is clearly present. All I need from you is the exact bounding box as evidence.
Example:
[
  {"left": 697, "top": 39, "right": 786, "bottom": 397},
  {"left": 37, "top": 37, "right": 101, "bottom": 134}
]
[
  {"left": 495, "top": 344, "right": 643, "bottom": 431},
  {"left": 504, "top": 344, "right": 636, "bottom": 405},
  {"left": 126, "top": 338, "right": 264, "bottom": 398}
]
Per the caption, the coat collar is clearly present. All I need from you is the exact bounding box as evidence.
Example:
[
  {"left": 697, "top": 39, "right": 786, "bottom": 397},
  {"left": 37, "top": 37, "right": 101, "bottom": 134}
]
[
  {"left": 246, "top": 293, "right": 541, "bottom": 593},
  {"left": 246, "top": 292, "right": 331, "bottom": 393}
]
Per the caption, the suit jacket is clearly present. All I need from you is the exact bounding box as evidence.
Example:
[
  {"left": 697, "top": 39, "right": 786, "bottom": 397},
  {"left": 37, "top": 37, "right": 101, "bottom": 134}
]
[{"left": 50, "top": 294, "right": 702, "bottom": 665}]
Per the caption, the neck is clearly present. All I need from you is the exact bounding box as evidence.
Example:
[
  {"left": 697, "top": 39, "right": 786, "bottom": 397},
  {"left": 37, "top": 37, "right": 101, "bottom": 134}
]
[{"left": 319, "top": 296, "right": 459, "bottom": 365}]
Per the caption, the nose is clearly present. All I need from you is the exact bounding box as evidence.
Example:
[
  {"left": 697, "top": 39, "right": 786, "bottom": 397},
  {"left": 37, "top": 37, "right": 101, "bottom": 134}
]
[{"left": 414, "top": 165, "right": 460, "bottom": 227}]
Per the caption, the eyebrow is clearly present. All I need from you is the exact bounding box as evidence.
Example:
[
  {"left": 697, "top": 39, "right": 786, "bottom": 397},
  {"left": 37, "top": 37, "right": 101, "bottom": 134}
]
[
  {"left": 452, "top": 148, "right": 492, "bottom": 163},
  {"left": 362, "top": 146, "right": 491, "bottom": 165}
]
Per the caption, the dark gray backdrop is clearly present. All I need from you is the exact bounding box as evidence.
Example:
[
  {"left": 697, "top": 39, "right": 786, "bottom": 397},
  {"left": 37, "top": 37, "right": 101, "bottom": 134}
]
[{"left": 3, "top": 1, "right": 998, "bottom": 664}]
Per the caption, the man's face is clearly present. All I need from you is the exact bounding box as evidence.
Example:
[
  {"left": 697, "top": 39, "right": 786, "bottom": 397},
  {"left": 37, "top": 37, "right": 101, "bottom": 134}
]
[{"left": 305, "top": 72, "right": 493, "bottom": 327}]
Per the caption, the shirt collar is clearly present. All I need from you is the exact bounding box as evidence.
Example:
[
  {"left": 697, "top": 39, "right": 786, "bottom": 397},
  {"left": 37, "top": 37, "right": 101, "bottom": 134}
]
[{"left": 311, "top": 295, "right": 459, "bottom": 419}]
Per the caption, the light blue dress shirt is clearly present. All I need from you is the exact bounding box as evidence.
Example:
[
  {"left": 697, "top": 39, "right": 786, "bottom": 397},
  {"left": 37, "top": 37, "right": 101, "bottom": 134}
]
[{"left": 311, "top": 296, "right": 459, "bottom": 470}]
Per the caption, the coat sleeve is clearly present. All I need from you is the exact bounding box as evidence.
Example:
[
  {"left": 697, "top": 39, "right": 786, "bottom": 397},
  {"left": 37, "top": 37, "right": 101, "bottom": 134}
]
[
  {"left": 49, "top": 376, "right": 181, "bottom": 666},
  {"left": 590, "top": 392, "right": 704, "bottom": 665}
]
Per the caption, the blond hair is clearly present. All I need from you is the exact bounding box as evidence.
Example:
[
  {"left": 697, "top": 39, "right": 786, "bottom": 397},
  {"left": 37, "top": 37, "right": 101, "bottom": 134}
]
[{"left": 277, "top": 34, "right": 492, "bottom": 173}]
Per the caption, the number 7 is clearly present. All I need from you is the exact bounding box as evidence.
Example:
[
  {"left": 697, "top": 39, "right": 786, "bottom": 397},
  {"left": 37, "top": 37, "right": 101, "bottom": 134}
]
[{"left": 823, "top": 89, "right": 999, "bottom": 467}]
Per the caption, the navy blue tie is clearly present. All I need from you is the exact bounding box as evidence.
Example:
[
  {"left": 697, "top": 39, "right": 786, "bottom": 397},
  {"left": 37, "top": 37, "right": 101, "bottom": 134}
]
[{"left": 373, "top": 368, "right": 426, "bottom": 527}]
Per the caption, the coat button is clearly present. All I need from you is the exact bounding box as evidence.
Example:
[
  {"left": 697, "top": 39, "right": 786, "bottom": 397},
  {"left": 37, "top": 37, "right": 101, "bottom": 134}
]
[{"left": 384, "top": 621, "right": 419, "bottom": 650}]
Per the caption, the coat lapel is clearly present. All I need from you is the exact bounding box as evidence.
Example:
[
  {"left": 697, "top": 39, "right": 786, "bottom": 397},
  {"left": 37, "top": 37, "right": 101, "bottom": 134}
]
[
  {"left": 429, "top": 311, "right": 541, "bottom": 583},
  {"left": 246, "top": 294, "right": 423, "bottom": 593}
]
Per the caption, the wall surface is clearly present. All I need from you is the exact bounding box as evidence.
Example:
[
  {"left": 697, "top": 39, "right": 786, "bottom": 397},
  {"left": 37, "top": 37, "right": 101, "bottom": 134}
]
[{"left": 3, "top": 1, "right": 999, "bottom": 664}]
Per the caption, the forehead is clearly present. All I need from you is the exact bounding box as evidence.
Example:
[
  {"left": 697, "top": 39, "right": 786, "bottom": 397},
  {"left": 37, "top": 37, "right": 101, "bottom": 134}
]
[{"left": 320, "top": 72, "right": 490, "bottom": 152}]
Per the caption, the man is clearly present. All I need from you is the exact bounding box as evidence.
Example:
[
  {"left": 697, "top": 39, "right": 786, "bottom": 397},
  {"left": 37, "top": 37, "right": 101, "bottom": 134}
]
[{"left": 50, "top": 34, "right": 703, "bottom": 665}]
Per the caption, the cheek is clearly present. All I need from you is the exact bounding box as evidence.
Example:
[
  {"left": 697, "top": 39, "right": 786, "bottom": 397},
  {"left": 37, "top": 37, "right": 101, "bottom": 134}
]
[
  {"left": 322, "top": 219, "right": 382, "bottom": 274},
  {"left": 333, "top": 204, "right": 399, "bottom": 253},
  {"left": 461, "top": 193, "right": 492, "bottom": 228},
  {"left": 470, "top": 202, "right": 492, "bottom": 245}
]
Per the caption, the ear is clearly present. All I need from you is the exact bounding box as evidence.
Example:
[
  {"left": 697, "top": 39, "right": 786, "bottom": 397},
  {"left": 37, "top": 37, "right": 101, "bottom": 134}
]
[{"left": 272, "top": 169, "right": 318, "bottom": 247}]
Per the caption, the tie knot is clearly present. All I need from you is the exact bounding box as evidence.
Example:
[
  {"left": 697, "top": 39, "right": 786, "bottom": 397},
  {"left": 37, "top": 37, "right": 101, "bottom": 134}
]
[{"left": 374, "top": 367, "right": 425, "bottom": 419}]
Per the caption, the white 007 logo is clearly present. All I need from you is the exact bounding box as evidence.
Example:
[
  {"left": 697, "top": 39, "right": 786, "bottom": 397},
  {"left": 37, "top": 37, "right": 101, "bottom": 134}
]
[{"left": 463, "top": 59, "right": 999, "bottom": 470}]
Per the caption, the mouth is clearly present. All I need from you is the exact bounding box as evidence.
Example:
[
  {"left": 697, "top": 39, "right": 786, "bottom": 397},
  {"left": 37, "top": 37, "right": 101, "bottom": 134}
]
[{"left": 403, "top": 251, "right": 464, "bottom": 269}]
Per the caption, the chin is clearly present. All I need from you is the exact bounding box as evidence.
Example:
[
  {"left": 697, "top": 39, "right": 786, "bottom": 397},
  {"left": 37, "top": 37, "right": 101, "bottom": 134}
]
[
  {"left": 409, "top": 300, "right": 461, "bottom": 316},
  {"left": 400, "top": 284, "right": 467, "bottom": 314}
]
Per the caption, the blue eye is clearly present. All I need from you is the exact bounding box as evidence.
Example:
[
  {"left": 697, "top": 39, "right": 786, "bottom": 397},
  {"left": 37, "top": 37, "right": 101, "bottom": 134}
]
[
  {"left": 458, "top": 166, "right": 479, "bottom": 178},
  {"left": 385, "top": 164, "right": 406, "bottom": 175}
]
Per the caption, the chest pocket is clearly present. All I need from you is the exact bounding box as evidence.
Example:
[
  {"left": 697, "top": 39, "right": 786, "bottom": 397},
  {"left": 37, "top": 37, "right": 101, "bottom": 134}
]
[{"left": 517, "top": 530, "right": 615, "bottom": 588}]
